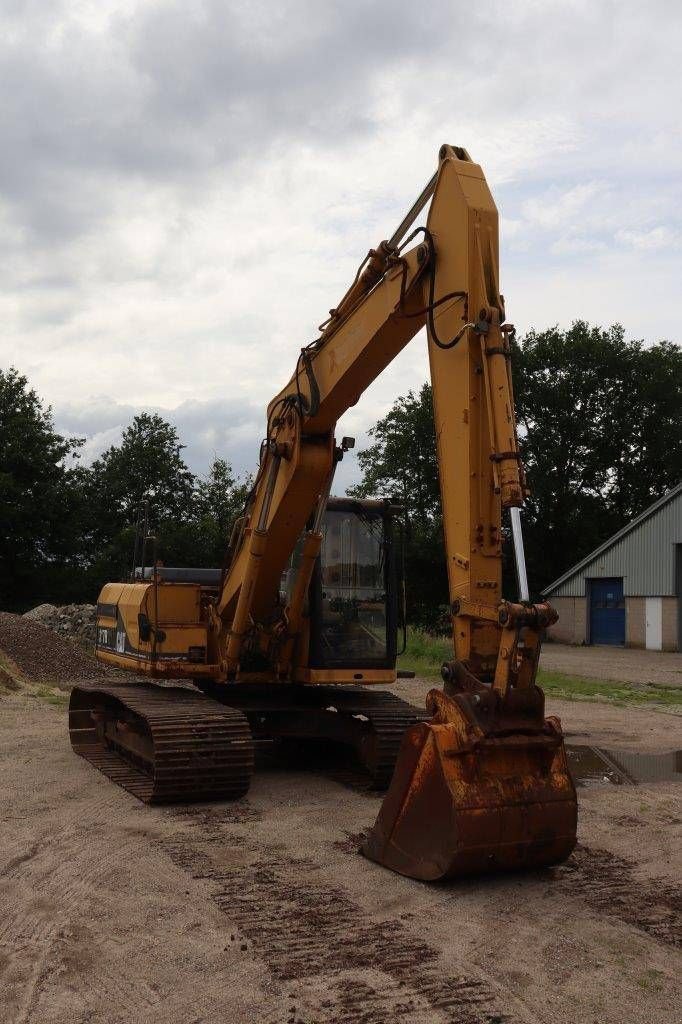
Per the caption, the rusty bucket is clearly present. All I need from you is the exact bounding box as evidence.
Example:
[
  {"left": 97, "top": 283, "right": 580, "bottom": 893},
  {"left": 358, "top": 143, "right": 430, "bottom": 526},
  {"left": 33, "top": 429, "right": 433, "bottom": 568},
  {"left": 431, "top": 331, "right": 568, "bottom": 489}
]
[{"left": 362, "top": 691, "right": 577, "bottom": 881}]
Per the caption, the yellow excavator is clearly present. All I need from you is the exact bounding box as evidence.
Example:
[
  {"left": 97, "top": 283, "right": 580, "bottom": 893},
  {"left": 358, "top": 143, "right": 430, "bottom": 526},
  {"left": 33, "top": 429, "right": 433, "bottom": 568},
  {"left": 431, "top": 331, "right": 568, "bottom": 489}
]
[{"left": 69, "top": 145, "right": 577, "bottom": 881}]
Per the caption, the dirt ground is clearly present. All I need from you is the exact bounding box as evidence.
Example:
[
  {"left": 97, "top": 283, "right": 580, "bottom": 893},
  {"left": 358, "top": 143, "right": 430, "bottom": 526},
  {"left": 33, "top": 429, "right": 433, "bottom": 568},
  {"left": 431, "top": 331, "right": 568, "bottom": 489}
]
[
  {"left": 1, "top": 675, "right": 681, "bottom": 1024},
  {"left": 540, "top": 642, "right": 682, "bottom": 688}
]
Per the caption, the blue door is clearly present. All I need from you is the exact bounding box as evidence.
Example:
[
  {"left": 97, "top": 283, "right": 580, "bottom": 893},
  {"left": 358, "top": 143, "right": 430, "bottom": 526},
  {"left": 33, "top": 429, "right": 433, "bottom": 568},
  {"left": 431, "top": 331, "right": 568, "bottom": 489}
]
[{"left": 589, "top": 578, "right": 625, "bottom": 645}]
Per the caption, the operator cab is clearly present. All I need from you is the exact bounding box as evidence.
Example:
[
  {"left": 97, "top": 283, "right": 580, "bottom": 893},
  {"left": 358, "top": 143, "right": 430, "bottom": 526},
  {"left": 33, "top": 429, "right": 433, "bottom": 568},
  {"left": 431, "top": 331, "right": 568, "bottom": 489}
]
[{"left": 283, "top": 497, "right": 403, "bottom": 671}]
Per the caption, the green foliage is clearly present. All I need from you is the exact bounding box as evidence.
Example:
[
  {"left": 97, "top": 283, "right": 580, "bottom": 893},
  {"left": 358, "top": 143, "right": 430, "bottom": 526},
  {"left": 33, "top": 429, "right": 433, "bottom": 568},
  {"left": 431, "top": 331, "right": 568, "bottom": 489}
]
[
  {"left": 352, "top": 384, "right": 440, "bottom": 522},
  {"left": 84, "top": 413, "right": 197, "bottom": 585},
  {"left": 3, "top": 319, "right": 679, "bottom": 616},
  {"left": 397, "top": 629, "right": 451, "bottom": 677},
  {"left": 0, "top": 368, "right": 85, "bottom": 610},
  {"left": 87, "top": 412, "right": 195, "bottom": 530},
  {"left": 513, "top": 322, "right": 682, "bottom": 589},
  {"left": 398, "top": 631, "right": 682, "bottom": 705},
  {"left": 190, "top": 458, "right": 251, "bottom": 567},
  {"left": 352, "top": 322, "right": 682, "bottom": 617},
  {"left": 83, "top": 422, "right": 251, "bottom": 592},
  {"left": 349, "top": 383, "right": 448, "bottom": 623},
  {"left": 34, "top": 685, "right": 70, "bottom": 708},
  {"left": 535, "top": 669, "right": 682, "bottom": 707},
  {"left": 0, "top": 373, "right": 250, "bottom": 607}
]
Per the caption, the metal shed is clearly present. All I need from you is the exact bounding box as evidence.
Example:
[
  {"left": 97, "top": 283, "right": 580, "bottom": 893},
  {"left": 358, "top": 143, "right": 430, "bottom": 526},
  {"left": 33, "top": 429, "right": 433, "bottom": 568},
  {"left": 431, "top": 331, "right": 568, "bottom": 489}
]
[{"left": 542, "top": 483, "right": 682, "bottom": 650}]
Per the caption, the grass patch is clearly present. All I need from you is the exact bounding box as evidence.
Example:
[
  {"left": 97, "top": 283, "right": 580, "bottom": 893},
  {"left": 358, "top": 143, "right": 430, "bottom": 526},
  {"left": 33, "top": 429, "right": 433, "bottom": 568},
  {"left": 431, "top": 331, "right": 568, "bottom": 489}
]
[
  {"left": 0, "top": 668, "right": 22, "bottom": 694},
  {"left": 0, "top": 650, "right": 71, "bottom": 708},
  {"left": 636, "top": 968, "right": 665, "bottom": 992},
  {"left": 33, "top": 685, "right": 70, "bottom": 708},
  {"left": 398, "top": 630, "right": 451, "bottom": 678},
  {"left": 537, "top": 669, "right": 682, "bottom": 706},
  {"left": 0, "top": 650, "right": 72, "bottom": 707},
  {"left": 398, "top": 630, "right": 682, "bottom": 707}
]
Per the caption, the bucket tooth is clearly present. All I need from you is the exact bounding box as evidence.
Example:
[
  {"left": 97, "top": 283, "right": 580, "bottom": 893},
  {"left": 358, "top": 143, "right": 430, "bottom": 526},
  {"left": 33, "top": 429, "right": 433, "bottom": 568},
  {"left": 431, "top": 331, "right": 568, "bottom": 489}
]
[{"left": 362, "top": 695, "right": 577, "bottom": 881}]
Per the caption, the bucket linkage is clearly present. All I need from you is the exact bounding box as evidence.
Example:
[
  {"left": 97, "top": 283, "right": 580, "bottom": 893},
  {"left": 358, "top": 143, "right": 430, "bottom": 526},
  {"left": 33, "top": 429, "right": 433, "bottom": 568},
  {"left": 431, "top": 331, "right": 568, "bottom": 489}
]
[{"left": 363, "top": 602, "right": 578, "bottom": 881}]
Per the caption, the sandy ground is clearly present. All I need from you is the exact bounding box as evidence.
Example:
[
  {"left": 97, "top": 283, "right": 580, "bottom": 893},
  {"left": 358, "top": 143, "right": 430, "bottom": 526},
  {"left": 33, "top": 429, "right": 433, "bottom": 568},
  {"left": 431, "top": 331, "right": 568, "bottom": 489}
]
[
  {"left": 540, "top": 642, "right": 682, "bottom": 688},
  {"left": 1, "top": 678, "right": 681, "bottom": 1024}
]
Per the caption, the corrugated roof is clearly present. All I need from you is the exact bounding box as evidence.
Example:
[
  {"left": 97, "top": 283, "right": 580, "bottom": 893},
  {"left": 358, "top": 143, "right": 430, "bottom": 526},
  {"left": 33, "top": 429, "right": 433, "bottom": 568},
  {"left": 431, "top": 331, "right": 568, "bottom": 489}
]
[{"left": 542, "top": 481, "right": 682, "bottom": 596}]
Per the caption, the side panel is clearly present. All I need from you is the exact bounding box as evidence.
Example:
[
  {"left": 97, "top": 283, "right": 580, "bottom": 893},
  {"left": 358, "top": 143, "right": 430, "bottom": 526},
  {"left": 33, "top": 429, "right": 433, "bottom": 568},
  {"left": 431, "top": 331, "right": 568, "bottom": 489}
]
[
  {"left": 96, "top": 582, "right": 150, "bottom": 660},
  {"left": 155, "top": 585, "right": 201, "bottom": 624},
  {"left": 96, "top": 582, "right": 213, "bottom": 672}
]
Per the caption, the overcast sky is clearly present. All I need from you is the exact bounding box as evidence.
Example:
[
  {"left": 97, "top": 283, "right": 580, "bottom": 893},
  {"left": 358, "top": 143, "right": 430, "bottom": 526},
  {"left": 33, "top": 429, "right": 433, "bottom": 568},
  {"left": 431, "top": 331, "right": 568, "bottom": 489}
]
[{"left": 2, "top": 0, "right": 680, "bottom": 492}]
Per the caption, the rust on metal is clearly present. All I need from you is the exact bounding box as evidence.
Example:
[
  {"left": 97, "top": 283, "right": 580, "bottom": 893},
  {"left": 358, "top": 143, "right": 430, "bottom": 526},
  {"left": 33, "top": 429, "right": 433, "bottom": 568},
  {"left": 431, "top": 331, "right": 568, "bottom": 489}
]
[{"left": 362, "top": 685, "right": 577, "bottom": 881}]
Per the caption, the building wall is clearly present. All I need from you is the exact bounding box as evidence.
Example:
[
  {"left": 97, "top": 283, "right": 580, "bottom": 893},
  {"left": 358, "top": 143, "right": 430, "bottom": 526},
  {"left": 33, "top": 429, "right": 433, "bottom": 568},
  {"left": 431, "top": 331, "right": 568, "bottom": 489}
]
[
  {"left": 547, "top": 597, "right": 574, "bottom": 643},
  {"left": 546, "top": 594, "right": 679, "bottom": 650},
  {"left": 576, "top": 595, "right": 587, "bottom": 645},
  {"left": 549, "top": 489, "right": 682, "bottom": 599},
  {"left": 662, "top": 597, "right": 679, "bottom": 651},
  {"left": 626, "top": 597, "right": 645, "bottom": 647},
  {"left": 547, "top": 597, "right": 582, "bottom": 644}
]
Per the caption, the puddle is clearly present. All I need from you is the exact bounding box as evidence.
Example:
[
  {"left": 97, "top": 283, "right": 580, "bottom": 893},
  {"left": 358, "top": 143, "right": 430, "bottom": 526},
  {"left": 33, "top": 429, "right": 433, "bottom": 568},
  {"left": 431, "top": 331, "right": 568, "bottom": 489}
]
[{"left": 567, "top": 745, "right": 682, "bottom": 786}]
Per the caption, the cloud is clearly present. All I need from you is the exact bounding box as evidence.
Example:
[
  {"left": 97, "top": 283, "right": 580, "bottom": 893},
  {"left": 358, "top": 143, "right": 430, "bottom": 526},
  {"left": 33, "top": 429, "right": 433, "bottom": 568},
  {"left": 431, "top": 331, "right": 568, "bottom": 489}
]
[
  {"left": 54, "top": 393, "right": 263, "bottom": 481},
  {"left": 0, "top": 0, "right": 680, "bottom": 497},
  {"left": 614, "top": 226, "right": 679, "bottom": 251},
  {"left": 52, "top": 383, "right": 393, "bottom": 496},
  {"left": 521, "top": 183, "right": 606, "bottom": 231}
]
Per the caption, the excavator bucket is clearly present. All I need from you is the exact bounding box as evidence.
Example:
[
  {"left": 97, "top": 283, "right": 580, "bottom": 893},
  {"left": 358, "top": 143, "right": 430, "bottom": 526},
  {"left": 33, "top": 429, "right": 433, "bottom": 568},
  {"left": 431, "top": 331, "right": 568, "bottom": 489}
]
[{"left": 362, "top": 691, "right": 577, "bottom": 881}]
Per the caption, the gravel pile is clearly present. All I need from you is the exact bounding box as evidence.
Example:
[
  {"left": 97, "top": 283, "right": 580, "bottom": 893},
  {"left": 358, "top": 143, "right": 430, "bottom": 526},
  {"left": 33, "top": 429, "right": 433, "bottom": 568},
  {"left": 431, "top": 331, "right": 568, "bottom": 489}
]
[
  {"left": 23, "top": 602, "right": 97, "bottom": 645},
  {"left": 0, "top": 611, "right": 109, "bottom": 685}
]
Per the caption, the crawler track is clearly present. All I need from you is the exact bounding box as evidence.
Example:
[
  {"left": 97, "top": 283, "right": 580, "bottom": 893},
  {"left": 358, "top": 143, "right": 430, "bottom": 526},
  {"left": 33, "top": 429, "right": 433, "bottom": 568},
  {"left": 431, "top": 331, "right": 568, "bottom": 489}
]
[
  {"left": 208, "top": 684, "right": 430, "bottom": 789},
  {"left": 331, "top": 688, "right": 431, "bottom": 787},
  {"left": 69, "top": 682, "right": 428, "bottom": 804},
  {"left": 69, "top": 683, "right": 254, "bottom": 803}
]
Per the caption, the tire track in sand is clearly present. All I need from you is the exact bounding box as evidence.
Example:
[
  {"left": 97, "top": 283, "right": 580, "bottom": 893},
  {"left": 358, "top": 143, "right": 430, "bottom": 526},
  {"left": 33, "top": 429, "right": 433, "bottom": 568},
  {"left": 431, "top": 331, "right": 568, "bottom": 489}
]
[
  {"left": 552, "top": 844, "right": 682, "bottom": 948},
  {"left": 162, "top": 806, "right": 514, "bottom": 1024}
]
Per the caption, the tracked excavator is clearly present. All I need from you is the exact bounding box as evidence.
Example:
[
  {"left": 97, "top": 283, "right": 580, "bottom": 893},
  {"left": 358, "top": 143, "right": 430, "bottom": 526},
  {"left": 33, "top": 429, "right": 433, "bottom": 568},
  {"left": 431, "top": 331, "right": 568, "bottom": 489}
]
[{"left": 70, "top": 145, "right": 577, "bottom": 881}]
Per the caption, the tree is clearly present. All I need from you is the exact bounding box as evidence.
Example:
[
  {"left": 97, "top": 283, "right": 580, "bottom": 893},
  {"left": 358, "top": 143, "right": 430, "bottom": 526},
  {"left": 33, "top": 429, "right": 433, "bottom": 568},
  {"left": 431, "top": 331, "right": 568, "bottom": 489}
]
[
  {"left": 0, "top": 368, "right": 85, "bottom": 609},
  {"left": 351, "top": 385, "right": 440, "bottom": 526},
  {"left": 349, "top": 384, "right": 448, "bottom": 626},
  {"left": 88, "top": 413, "right": 195, "bottom": 524},
  {"left": 189, "top": 458, "right": 251, "bottom": 567},
  {"left": 84, "top": 419, "right": 251, "bottom": 585},
  {"left": 0, "top": 381, "right": 256, "bottom": 606},
  {"left": 513, "top": 322, "right": 682, "bottom": 589},
  {"left": 350, "top": 323, "right": 682, "bottom": 624},
  {"left": 85, "top": 413, "right": 196, "bottom": 584}
]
